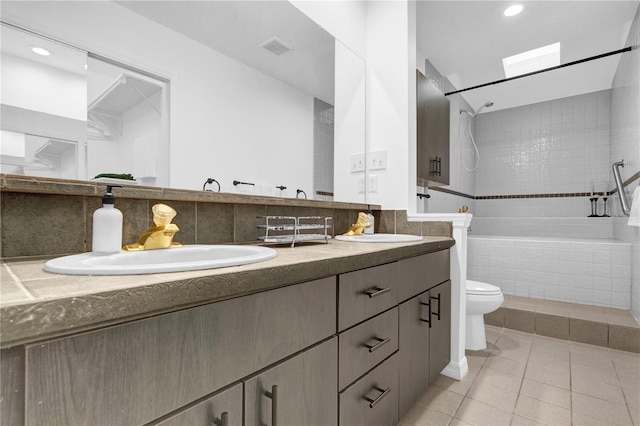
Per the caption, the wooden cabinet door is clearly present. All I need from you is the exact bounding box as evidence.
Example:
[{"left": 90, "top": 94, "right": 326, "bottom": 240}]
[
  {"left": 417, "top": 69, "right": 450, "bottom": 186},
  {"left": 429, "top": 280, "right": 451, "bottom": 384},
  {"left": 157, "top": 383, "right": 242, "bottom": 426},
  {"left": 338, "top": 307, "right": 398, "bottom": 390},
  {"left": 339, "top": 353, "right": 398, "bottom": 426},
  {"left": 338, "top": 262, "right": 398, "bottom": 331},
  {"left": 398, "top": 250, "right": 450, "bottom": 303},
  {"left": 0, "top": 347, "right": 24, "bottom": 426},
  {"left": 245, "top": 337, "right": 338, "bottom": 426},
  {"left": 398, "top": 292, "right": 431, "bottom": 419},
  {"left": 25, "top": 277, "right": 336, "bottom": 426}
]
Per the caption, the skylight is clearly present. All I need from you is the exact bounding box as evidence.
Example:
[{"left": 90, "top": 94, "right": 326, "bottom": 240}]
[{"left": 502, "top": 42, "right": 561, "bottom": 78}]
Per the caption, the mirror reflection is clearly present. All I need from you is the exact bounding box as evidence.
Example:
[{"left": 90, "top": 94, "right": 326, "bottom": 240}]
[
  {"left": 1, "top": 23, "right": 87, "bottom": 178},
  {"left": 0, "top": 1, "right": 366, "bottom": 203},
  {"left": 86, "top": 56, "right": 169, "bottom": 187}
]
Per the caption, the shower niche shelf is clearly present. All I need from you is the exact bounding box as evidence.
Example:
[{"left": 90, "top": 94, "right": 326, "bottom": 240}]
[{"left": 257, "top": 216, "right": 332, "bottom": 247}]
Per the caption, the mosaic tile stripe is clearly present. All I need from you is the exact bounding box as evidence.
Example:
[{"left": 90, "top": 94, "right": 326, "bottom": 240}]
[{"left": 430, "top": 169, "right": 639, "bottom": 200}]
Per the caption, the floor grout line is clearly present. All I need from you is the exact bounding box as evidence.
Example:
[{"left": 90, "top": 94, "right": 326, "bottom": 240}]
[{"left": 399, "top": 325, "right": 639, "bottom": 426}]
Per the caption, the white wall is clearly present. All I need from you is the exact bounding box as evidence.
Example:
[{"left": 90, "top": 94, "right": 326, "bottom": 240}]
[
  {"left": 2, "top": 1, "right": 317, "bottom": 194},
  {"left": 290, "top": 0, "right": 367, "bottom": 59},
  {"left": 365, "top": 0, "right": 415, "bottom": 210},
  {"left": 333, "top": 41, "right": 366, "bottom": 203}
]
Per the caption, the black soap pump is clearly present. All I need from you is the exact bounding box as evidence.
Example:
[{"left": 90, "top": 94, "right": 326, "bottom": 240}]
[{"left": 92, "top": 185, "right": 123, "bottom": 253}]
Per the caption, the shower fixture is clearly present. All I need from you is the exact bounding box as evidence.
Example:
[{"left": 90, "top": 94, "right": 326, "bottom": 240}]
[
  {"left": 459, "top": 101, "right": 494, "bottom": 118},
  {"left": 460, "top": 100, "right": 493, "bottom": 171},
  {"left": 473, "top": 101, "right": 494, "bottom": 116}
]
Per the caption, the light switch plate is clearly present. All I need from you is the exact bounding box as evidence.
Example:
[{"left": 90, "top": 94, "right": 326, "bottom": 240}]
[{"left": 350, "top": 153, "right": 365, "bottom": 173}]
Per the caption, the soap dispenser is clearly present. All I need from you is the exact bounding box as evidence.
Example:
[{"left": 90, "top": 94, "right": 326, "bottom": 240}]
[
  {"left": 92, "top": 185, "right": 123, "bottom": 253},
  {"left": 364, "top": 205, "right": 375, "bottom": 234}
]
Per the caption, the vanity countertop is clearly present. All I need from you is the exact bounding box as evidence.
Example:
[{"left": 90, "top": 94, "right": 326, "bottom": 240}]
[{"left": 1, "top": 237, "right": 454, "bottom": 348}]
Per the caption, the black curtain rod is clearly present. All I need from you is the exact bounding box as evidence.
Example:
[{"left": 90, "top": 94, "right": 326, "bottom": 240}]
[{"left": 444, "top": 46, "right": 633, "bottom": 96}]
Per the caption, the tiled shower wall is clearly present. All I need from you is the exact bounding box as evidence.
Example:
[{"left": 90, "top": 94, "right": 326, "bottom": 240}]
[
  {"left": 611, "top": 4, "right": 640, "bottom": 321},
  {"left": 474, "top": 89, "right": 612, "bottom": 218}
]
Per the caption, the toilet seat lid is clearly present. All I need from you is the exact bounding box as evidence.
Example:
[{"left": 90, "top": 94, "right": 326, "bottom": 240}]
[{"left": 466, "top": 280, "right": 502, "bottom": 295}]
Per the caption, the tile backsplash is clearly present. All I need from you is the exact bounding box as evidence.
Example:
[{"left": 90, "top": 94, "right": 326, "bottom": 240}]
[
  {"left": 0, "top": 175, "right": 452, "bottom": 259},
  {"left": 0, "top": 175, "right": 366, "bottom": 258}
]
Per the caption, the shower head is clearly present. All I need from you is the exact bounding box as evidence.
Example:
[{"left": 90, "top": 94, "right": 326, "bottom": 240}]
[{"left": 473, "top": 101, "right": 494, "bottom": 116}]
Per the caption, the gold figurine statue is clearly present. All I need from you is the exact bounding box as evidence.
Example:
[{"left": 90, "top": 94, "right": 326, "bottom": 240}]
[
  {"left": 343, "top": 212, "right": 372, "bottom": 236},
  {"left": 123, "top": 203, "right": 182, "bottom": 251}
]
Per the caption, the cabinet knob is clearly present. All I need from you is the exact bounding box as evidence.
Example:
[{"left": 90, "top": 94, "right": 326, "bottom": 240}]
[
  {"left": 362, "top": 336, "right": 391, "bottom": 353},
  {"left": 363, "top": 385, "right": 391, "bottom": 408},
  {"left": 265, "top": 385, "right": 278, "bottom": 426}
]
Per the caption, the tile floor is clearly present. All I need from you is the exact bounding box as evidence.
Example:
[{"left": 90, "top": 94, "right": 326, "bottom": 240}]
[{"left": 398, "top": 325, "right": 640, "bottom": 426}]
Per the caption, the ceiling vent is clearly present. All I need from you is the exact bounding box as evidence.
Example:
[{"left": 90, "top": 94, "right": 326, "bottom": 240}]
[{"left": 259, "top": 37, "right": 292, "bottom": 56}]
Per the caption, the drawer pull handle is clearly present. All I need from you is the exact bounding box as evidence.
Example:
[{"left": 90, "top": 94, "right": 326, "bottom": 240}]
[
  {"left": 214, "top": 412, "right": 228, "bottom": 426},
  {"left": 265, "top": 385, "right": 278, "bottom": 426},
  {"left": 431, "top": 293, "right": 441, "bottom": 321},
  {"left": 420, "top": 300, "right": 432, "bottom": 328},
  {"left": 364, "top": 287, "right": 390, "bottom": 298},
  {"left": 363, "top": 386, "right": 391, "bottom": 408},
  {"left": 362, "top": 336, "right": 391, "bottom": 353}
]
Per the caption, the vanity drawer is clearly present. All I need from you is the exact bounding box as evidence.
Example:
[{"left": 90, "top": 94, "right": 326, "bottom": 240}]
[
  {"left": 338, "top": 307, "right": 398, "bottom": 390},
  {"left": 338, "top": 262, "right": 398, "bottom": 331},
  {"left": 397, "top": 250, "right": 450, "bottom": 302},
  {"left": 339, "top": 352, "right": 399, "bottom": 426},
  {"left": 25, "top": 277, "right": 336, "bottom": 426},
  {"left": 157, "top": 383, "right": 243, "bottom": 426}
]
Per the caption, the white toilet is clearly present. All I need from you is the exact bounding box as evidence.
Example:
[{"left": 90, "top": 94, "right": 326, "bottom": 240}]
[{"left": 466, "top": 280, "right": 504, "bottom": 350}]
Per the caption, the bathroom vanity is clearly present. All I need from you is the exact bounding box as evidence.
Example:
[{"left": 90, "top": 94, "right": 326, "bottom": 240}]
[{"left": 0, "top": 239, "right": 453, "bottom": 426}]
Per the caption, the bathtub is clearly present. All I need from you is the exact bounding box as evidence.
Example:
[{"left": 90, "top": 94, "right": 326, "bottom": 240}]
[{"left": 467, "top": 234, "right": 632, "bottom": 309}]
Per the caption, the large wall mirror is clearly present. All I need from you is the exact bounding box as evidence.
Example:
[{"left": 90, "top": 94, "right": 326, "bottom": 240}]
[{"left": 0, "top": 1, "right": 365, "bottom": 203}]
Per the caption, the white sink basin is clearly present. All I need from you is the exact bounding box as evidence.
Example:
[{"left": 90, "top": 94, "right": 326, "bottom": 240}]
[
  {"left": 44, "top": 245, "right": 278, "bottom": 275},
  {"left": 334, "top": 234, "right": 423, "bottom": 243}
]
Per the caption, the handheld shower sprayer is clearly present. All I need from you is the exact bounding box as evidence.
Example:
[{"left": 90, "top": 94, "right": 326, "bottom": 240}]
[
  {"left": 473, "top": 101, "right": 494, "bottom": 116},
  {"left": 460, "top": 100, "right": 493, "bottom": 172},
  {"left": 460, "top": 101, "right": 494, "bottom": 118}
]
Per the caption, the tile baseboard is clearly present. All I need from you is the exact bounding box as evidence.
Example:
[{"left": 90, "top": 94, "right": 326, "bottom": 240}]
[{"left": 484, "top": 295, "right": 640, "bottom": 353}]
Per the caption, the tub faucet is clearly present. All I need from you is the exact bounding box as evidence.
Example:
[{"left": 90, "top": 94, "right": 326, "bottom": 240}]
[{"left": 123, "top": 203, "right": 182, "bottom": 251}]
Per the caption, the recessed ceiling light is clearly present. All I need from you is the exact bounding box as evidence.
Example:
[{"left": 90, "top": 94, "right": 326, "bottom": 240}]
[
  {"left": 504, "top": 4, "right": 524, "bottom": 17},
  {"left": 30, "top": 45, "right": 52, "bottom": 56},
  {"left": 502, "top": 42, "right": 561, "bottom": 78}
]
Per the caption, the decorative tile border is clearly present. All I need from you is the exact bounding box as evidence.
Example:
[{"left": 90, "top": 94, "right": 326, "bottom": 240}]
[{"left": 429, "top": 169, "right": 640, "bottom": 200}]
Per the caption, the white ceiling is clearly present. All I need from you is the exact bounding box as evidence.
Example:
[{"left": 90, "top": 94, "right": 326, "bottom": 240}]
[{"left": 416, "top": 0, "right": 640, "bottom": 113}]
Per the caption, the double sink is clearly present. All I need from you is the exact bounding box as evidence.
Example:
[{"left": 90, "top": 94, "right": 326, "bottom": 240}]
[{"left": 44, "top": 234, "right": 422, "bottom": 276}]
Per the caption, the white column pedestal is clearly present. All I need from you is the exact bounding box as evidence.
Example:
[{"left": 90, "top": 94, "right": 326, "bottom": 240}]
[{"left": 408, "top": 213, "right": 472, "bottom": 380}]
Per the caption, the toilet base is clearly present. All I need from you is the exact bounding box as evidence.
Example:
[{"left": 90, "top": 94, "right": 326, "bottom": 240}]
[{"left": 466, "top": 314, "right": 487, "bottom": 350}]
